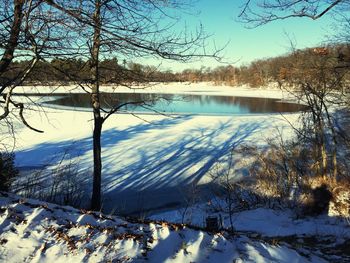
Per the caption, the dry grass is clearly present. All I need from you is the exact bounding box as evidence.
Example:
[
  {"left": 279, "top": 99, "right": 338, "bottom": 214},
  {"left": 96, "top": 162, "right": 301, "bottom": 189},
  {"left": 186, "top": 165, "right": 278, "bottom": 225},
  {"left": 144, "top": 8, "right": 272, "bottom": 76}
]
[{"left": 232, "top": 138, "right": 350, "bottom": 217}]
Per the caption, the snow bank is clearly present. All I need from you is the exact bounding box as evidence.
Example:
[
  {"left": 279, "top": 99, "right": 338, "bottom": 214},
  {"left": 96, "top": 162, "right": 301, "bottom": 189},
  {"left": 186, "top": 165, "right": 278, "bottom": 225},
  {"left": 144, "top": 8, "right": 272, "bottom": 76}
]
[
  {"left": 0, "top": 192, "right": 325, "bottom": 262},
  {"left": 152, "top": 206, "right": 350, "bottom": 238}
]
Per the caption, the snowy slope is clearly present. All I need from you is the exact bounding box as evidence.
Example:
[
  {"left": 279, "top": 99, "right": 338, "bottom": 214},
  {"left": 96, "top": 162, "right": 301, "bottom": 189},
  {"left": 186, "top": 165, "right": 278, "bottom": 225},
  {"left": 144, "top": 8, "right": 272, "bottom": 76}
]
[{"left": 0, "top": 192, "right": 327, "bottom": 263}]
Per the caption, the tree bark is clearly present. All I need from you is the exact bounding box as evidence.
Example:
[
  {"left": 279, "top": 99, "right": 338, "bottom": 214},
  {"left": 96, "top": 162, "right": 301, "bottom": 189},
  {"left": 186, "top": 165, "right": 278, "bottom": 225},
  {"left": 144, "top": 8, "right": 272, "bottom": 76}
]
[
  {"left": 90, "top": 0, "right": 102, "bottom": 211},
  {"left": 0, "top": 0, "right": 25, "bottom": 94},
  {"left": 323, "top": 101, "right": 338, "bottom": 179},
  {"left": 91, "top": 114, "right": 103, "bottom": 210}
]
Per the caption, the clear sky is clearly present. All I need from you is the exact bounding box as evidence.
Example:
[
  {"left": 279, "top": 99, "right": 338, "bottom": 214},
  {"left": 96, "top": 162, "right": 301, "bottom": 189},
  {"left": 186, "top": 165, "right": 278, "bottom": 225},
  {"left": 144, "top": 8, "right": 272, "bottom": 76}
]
[{"left": 136, "top": 0, "right": 335, "bottom": 72}]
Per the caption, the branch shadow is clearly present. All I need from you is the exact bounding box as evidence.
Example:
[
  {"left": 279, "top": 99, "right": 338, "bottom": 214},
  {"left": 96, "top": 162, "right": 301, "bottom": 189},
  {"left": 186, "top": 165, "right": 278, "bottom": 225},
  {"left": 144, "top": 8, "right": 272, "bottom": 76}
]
[
  {"left": 15, "top": 115, "right": 269, "bottom": 214},
  {"left": 15, "top": 116, "right": 191, "bottom": 169}
]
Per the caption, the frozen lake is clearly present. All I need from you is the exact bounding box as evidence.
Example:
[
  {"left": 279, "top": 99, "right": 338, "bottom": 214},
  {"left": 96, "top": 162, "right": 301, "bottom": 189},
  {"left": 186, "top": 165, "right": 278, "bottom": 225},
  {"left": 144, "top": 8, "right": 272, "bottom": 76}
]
[
  {"left": 9, "top": 84, "right": 302, "bottom": 215},
  {"left": 22, "top": 92, "right": 307, "bottom": 115}
]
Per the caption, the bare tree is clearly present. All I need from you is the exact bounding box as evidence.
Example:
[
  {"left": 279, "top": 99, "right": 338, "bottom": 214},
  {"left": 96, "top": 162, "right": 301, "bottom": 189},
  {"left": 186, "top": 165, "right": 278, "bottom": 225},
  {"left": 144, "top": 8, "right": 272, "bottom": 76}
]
[
  {"left": 281, "top": 47, "right": 349, "bottom": 178},
  {"left": 239, "top": 0, "right": 349, "bottom": 170},
  {"left": 239, "top": 0, "right": 348, "bottom": 27},
  {"left": 0, "top": 0, "right": 25, "bottom": 82},
  {"left": 0, "top": 0, "right": 35, "bottom": 129},
  {"left": 42, "top": 0, "right": 221, "bottom": 211},
  {"left": 0, "top": 0, "right": 76, "bottom": 132}
]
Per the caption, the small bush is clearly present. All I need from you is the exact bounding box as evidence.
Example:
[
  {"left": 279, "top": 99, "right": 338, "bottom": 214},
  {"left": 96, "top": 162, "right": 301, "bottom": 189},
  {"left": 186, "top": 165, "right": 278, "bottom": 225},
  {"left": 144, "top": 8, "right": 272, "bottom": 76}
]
[
  {"left": 302, "top": 184, "right": 333, "bottom": 216},
  {"left": 330, "top": 182, "right": 350, "bottom": 218},
  {"left": 0, "top": 151, "right": 19, "bottom": 192}
]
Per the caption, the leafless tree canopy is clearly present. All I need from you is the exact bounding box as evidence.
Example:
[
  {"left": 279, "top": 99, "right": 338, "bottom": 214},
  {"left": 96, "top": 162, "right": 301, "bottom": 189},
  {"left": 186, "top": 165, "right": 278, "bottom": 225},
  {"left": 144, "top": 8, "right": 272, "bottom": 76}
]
[
  {"left": 0, "top": 0, "right": 223, "bottom": 211},
  {"left": 0, "top": 0, "right": 81, "bottom": 132},
  {"left": 42, "top": 0, "right": 220, "bottom": 61},
  {"left": 37, "top": 0, "right": 222, "bottom": 211},
  {"left": 239, "top": 0, "right": 349, "bottom": 27}
]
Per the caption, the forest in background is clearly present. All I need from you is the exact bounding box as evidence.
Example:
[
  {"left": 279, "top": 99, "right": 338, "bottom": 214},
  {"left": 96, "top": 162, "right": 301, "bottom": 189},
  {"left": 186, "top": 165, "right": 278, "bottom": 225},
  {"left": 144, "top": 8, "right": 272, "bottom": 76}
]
[{"left": 2, "top": 43, "right": 350, "bottom": 88}]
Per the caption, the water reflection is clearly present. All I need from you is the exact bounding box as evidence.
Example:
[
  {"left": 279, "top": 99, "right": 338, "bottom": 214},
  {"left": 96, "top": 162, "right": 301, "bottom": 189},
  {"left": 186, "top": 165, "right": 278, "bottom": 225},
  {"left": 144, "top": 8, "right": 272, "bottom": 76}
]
[{"left": 39, "top": 93, "right": 306, "bottom": 115}]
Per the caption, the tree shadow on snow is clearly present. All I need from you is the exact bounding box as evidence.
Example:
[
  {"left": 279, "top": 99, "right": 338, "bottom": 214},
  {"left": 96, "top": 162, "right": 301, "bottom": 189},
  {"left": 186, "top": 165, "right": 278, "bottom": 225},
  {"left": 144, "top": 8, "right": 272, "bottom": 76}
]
[{"left": 15, "top": 115, "right": 269, "bottom": 214}]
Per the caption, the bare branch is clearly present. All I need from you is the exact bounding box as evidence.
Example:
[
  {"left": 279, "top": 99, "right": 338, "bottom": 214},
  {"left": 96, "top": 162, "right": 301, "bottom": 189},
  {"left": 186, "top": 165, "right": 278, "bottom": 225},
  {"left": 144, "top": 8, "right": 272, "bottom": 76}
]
[{"left": 239, "top": 0, "right": 345, "bottom": 27}]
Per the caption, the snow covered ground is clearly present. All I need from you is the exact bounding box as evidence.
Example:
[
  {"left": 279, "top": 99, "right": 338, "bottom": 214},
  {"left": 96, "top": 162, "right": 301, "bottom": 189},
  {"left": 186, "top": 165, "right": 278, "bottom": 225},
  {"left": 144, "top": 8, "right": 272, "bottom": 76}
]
[
  {"left": 1, "top": 192, "right": 344, "bottom": 263},
  {"left": 151, "top": 202, "right": 350, "bottom": 238},
  {"left": 5, "top": 82, "right": 299, "bottom": 214},
  {"left": 2, "top": 83, "right": 349, "bottom": 262}
]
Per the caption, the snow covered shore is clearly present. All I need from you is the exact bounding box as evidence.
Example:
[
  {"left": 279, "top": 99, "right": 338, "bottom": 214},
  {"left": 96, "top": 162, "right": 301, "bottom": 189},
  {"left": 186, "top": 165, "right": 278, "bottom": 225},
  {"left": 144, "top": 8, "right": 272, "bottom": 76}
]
[
  {"left": 1, "top": 192, "right": 344, "bottom": 263},
  {"left": 13, "top": 82, "right": 290, "bottom": 99},
  {"left": 5, "top": 83, "right": 299, "bottom": 214}
]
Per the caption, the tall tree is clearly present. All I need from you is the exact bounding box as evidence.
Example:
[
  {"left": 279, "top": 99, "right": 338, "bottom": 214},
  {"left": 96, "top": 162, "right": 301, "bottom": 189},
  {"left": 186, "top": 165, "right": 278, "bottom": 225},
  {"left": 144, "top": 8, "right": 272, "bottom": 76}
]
[
  {"left": 0, "top": 0, "right": 25, "bottom": 83},
  {"left": 44, "top": 0, "right": 221, "bottom": 210},
  {"left": 0, "top": 0, "right": 75, "bottom": 131},
  {"left": 0, "top": 0, "right": 44, "bottom": 132}
]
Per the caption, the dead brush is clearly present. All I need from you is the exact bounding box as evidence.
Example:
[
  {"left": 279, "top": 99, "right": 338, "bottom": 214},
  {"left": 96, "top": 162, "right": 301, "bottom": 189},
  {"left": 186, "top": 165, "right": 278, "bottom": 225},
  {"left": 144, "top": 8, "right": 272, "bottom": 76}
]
[
  {"left": 247, "top": 139, "right": 307, "bottom": 206},
  {"left": 245, "top": 136, "right": 350, "bottom": 217},
  {"left": 297, "top": 175, "right": 350, "bottom": 217}
]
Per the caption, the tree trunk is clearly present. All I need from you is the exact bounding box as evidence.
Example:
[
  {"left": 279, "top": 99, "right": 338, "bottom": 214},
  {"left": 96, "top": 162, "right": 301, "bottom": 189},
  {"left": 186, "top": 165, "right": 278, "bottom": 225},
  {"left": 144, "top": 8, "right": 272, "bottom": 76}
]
[
  {"left": 91, "top": 113, "right": 103, "bottom": 210},
  {"left": 320, "top": 141, "right": 328, "bottom": 177},
  {"left": 0, "top": 0, "right": 25, "bottom": 94},
  {"left": 90, "top": 0, "right": 102, "bottom": 211},
  {"left": 323, "top": 101, "right": 338, "bottom": 179}
]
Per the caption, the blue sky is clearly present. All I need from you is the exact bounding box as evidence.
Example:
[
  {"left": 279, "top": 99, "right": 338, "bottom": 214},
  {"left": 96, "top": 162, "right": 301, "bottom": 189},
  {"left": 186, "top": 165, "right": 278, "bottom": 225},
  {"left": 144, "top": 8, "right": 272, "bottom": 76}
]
[{"left": 137, "top": 0, "right": 335, "bottom": 72}]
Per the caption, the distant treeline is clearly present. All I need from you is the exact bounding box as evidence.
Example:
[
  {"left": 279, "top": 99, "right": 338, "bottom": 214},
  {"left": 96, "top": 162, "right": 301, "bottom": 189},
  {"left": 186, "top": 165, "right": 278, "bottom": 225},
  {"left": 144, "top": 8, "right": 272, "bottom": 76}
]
[
  {"left": 2, "top": 44, "right": 350, "bottom": 87},
  {"left": 178, "top": 44, "right": 350, "bottom": 87},
  {"left": 0, "top": 58, "right": 178, "bottom": 85}
]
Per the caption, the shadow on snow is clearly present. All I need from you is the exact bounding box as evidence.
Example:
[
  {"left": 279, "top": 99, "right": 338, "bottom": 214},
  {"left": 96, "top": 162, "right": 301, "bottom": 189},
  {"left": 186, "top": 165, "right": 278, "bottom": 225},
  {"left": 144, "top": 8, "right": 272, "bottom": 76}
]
[{"left": 15, "top": 115, "right": 268, "bottom": 214}]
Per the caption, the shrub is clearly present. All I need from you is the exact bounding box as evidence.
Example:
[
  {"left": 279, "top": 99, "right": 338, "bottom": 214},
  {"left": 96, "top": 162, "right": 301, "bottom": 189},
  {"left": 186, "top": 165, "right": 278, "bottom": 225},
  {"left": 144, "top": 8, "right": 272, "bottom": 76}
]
[
  {"left": 243, "top": 136, "right": 349, "bottom": 216},
  {"left": 302, "top": 184, "right": 333, "bottom": 216},
  {"left": 13, "top": 156, "right": 86, "bottom": 208},
  {"left": 244, "top": 139, "right": 308, "bottom": 205},
  {"left": 0, "top": 151, "right": 19, "bottom": 192}
]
